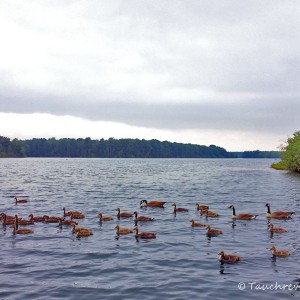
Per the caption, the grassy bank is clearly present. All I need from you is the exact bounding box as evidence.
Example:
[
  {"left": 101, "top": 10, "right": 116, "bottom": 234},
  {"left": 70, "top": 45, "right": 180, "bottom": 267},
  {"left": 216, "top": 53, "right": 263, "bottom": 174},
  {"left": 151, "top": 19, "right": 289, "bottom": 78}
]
[{"left": 271, "top": 161, "right": 286, "bottom": 170}]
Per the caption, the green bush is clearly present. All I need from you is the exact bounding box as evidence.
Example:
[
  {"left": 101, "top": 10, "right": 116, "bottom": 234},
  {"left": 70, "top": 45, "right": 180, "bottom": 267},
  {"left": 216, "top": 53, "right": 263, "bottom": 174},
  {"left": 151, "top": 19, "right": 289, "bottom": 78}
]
[{"left": 281, "top": 131, "right": 300, "bottom": 172}]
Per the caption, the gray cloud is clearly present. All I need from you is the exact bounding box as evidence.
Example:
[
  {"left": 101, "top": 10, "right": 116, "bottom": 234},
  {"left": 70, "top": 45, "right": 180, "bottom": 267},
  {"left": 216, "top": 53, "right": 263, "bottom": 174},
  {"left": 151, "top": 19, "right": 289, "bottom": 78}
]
[
  {"left": 1, "top": 83, "right": 299, "bottom": 135},
  {"left": 0, "top": 0, "right": 299, "bottom": 138}
]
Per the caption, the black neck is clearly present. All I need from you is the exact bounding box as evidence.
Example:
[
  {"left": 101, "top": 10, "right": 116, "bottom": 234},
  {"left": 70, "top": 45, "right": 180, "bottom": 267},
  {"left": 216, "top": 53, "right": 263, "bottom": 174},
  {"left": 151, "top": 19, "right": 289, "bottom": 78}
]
[{"left": 232, "top": 206, "right": 236, "bottom": 216}]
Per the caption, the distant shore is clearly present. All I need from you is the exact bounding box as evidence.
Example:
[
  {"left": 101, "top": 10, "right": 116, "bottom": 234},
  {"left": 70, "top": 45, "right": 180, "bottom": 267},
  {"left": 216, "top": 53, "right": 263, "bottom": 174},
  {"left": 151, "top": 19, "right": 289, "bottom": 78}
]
[{"left": 1, "top": 135, "right": 281, "bottom": 158}]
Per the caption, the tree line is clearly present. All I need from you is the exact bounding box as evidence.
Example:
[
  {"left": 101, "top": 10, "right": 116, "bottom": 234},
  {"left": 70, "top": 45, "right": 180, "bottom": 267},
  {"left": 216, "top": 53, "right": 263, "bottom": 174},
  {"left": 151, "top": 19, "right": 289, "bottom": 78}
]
[
  {"left": 0, "top": 135, "right": 281, "bottom": 158},
  {"left": 235, "top": 151, "right": 281, "bottom": 158}
]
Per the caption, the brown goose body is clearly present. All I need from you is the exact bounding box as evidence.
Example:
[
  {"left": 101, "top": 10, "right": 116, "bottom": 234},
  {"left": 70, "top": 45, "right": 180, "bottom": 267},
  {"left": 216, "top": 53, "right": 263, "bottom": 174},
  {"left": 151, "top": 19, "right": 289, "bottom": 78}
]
[
  {"left": 195, "top": 203, "right": 209, "bottom": 211},
  {"left": 190, "top": 219, "right": 206, "bottom": 227},
  {"left": 228, "top": 205, "right": 257, "bottom": 220},
  {"left": 206, "top": 225, "right": 223, "bottom": 236},
  {"left": 134, "top": 226, "right": 156, "bottom": 239},
  {"left": 28, "top": 214, "right": 45, "bottom": 222},
  {"left": 43, "top": 215, "right": 61, "bottom": 223},
  {"left": 99, "top": 213, "right": 114, "bottom": 222},
  {"left": 59, "top": 218, "right": 78, "bottom": 226},
  {"left": 71, "top": 225, "right": 93, "bottom": 236},
  {"left": 17, "top": 219, "right": 34, "bottom": 226},
  {"left": 70, "top": 212, "right": 85, "bottom": 219},
  {"left": 13, "top": 224, "right": 33, "bottom": 235},
  {"left": 0, "top": 213, "right": 16, "bottom": 221},
  {"left": 271, "top": 246, "right": 290, "bottom": 257},
  {"left": 116, "top": 208, "right": 133, "bottom": 219},
  {"left": 133, "top": 211, "right": 154, "bottom": 222},
  {"left": 218, "top": 250, "right": 240, "bottom": 263},
  {"left": 1, "top": 214, "right": 17, "bottom": 225},
  {"left": 265, "top": 203, "right": 294, "bottom": 219},
  {"left": 63, "top": 208, "right": 82, "bottom": 217},
  {"left": 115, "top": 225, "right": 133, "bottom": 235},
  {"left": 15, "top": 197, "right": 28, "bottom": 204},
  {"left": 268, "top": 223, "right": 287, "bottom": 233},
  {"left": 140, "top": 200, "right": 166, "bottom": 207},
  {"left": 172, "top": 203, "right": 189, "bottom": 213},
  {"left": 200, "top": 208, "right": 219, "bottom": 217},
  {"left": 77, "top": 228, "right": 93, "bottom": 237},
  {"left": 15, "top": 215, "right": 34, "bottom": 226}
]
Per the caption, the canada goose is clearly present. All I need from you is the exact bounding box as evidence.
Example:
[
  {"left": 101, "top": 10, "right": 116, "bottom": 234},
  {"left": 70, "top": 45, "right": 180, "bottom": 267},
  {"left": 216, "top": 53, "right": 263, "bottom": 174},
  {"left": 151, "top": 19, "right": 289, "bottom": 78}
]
[
  {"left": 200, "top": 208, "right": 219, "bottom": 217},
  {"left": 195, "top": 203, "right": 209, "bottom": 211},
  {"left": 12, "top": 224, "right": 33, "bottom": 235},
  {"left": 134, "top": 225, "right": 156, "bottom": 239},
  {"left": 206, "top": 225, "right": 223, "bottom": 236},
  {"left": 133, "top": 211, "right": 154, "bottom": 222},
  {"left": 0, "top": 213, "right": 16, "bottom": 221},
  {"left": 1, "top": 213, "right": 17, "bottom": 225},
  {"left": 265, "top": 203, "right": 294, "bottom": 219},
  {"left": 63, "top": 207, "right": 82, "bottom": 217},
  {"left": 218, "top": 250, "right": 240, "bottom": 263},
  {"left": 99, "top": 213, "right": 114, "bottom": 222},
  {"left": 59, "top": 218, "right": 78, "bottom": 227},
  {"left": 15, "top": 215, "right": 34, "bottom": 226},
  {"left": 116, "top": 208, "right": 133, "bottom": 218},
  {"left": 28, "top": 214, "right": 45, "bottom": 222},
  {"left": 140, "top": 200, "right": 166, "bottom": 207},
  {"left": 43, "top": 215, "right": 61, "bottom": 223},
  {"left": 15, "top": 197, "right": 28, "bottom": 204},
  {"left": 115, "top": 224, "right": 133, "bottom": 235},
  {"left": 172, "top": 203, "right": 189, "bottom": 213},
  {"left": 2, "top": 215, "right": 15, "bottom": 226},
  {"left": 268, "top": 223, "right": 287, "bottom": 233},
  {"left": 270, "top": 246, "right": 290, "bottom": 257},
  {"left": 76, "top": 228, "right": 93, "bottom": 237},
  {"left": 228, "top": 205, "right": 257, "bottom": 220},
  {"left": 71, "top": 224, "right": 93, "bottom": 237},
  {"left": 70, "top": 212, "right": 85, "bottom": 219},
  {"left": 190, "top": 219, "right": 206, "bottom": 227}
]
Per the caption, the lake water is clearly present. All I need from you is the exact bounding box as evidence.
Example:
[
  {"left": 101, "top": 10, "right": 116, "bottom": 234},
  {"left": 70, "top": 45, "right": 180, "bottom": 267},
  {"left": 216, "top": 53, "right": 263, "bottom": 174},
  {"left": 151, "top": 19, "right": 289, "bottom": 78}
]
[{"left": 0, "top": 158, "right": 299, "bottom": 299}]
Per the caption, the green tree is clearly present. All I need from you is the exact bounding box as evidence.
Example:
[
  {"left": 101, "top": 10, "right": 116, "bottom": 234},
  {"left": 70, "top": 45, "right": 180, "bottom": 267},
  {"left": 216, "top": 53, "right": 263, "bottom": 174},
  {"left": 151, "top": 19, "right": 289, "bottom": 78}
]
[
  {"left": 0, "top": 136, "right": 10, "bottom": 157},
  {"left": 281, "top": 131, "right": 300, "bottom": 172},
  {"left": 9, "top": 138, "right": 26, "bottom": 157}
]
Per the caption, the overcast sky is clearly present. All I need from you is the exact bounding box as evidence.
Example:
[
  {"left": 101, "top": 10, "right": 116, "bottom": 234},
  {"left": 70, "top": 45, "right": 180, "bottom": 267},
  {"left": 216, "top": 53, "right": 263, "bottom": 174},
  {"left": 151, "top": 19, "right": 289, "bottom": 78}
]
[{"left": 0, "top": 1, "right": 299, "bottom": 151}]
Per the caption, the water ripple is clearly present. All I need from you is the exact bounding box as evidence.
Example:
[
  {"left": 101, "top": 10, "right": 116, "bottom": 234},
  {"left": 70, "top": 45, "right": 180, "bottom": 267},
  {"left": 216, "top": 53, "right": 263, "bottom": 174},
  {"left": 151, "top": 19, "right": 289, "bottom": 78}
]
[{"left": 0, "top": 158, "right": 299, "bottom": 299}]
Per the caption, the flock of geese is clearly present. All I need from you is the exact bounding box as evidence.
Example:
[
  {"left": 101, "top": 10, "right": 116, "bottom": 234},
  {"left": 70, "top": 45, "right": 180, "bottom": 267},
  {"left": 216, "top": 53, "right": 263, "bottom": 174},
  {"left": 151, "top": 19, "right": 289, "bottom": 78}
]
[{"left": 1, "top": 197, "right": 295, "bottom": 264}]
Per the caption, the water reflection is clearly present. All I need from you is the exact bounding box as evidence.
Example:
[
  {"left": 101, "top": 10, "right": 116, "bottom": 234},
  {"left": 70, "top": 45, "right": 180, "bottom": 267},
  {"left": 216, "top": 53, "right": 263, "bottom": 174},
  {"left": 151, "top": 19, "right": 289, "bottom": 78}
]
[
  {"left": 270, "top": 255, "right": 279, "bottom": 273},
  {"left": 219, "top": 264, "right": 239, "bottom": 275},
  {"left": 206, "top": 234, "right": 222, "bottom": 241}
]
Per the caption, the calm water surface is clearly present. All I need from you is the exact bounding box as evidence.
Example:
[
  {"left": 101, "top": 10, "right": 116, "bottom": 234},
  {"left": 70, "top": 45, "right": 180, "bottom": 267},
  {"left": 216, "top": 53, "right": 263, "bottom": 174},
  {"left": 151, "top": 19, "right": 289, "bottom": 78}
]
[{"left": 0, "top": 158, "right": 299, "bottom": 299}]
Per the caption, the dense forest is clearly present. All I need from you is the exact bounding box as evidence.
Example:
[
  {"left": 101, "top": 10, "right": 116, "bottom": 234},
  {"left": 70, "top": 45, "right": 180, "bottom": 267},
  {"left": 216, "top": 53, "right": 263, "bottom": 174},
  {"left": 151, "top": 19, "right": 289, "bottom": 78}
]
[
  {"left": 0, "top": 136, "right": 26, "bottom": 158},
  {"left": 0, "top": 135, "right": 281, "bottom": 158}
]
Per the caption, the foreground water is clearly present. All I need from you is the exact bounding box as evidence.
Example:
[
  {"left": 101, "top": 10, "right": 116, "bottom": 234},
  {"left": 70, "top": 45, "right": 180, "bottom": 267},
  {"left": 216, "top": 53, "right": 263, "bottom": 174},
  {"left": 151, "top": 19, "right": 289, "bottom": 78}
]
[{"left": 0, "top": 158, "right": 299, "bottom": 299}]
